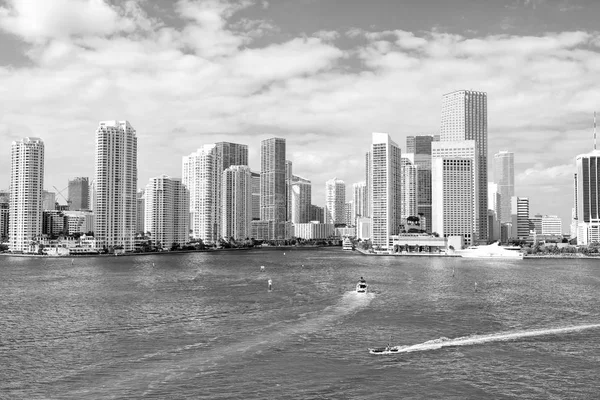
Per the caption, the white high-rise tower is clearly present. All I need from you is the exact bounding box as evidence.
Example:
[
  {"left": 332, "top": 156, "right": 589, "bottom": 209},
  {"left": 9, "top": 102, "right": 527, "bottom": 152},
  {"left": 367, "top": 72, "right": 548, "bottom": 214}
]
[
  {"left": 493, "top": 151, "right": 514, "bottom": 224},
  {"left": 325, "top": 178, "right": 346, "bottom": 225},
  {"left": 94, "top": 121, "right": 137, "bottom": 252},
  {"left": 144, "top": 175, "right": 189, "bottom": 248},
  {"left": 9, "top": 137, "right": 44, "bottom": 253}
]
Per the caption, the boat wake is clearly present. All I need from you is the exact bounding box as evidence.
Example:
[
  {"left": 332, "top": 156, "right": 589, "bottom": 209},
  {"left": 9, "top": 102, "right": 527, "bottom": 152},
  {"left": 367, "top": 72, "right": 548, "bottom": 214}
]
[{"left": 377, "top": 323, "right": 600, "bottom": 355}]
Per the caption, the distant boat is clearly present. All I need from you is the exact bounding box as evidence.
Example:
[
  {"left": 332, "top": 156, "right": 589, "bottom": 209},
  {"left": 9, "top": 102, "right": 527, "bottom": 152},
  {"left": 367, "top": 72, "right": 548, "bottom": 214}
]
[
  {"left": 44, "top": 247, "right": 70, "bottom": 257},
  {"left": 455, "top": 242, "right": 524, "bottom": 259},
  {"left": 342, "top": 237, "right": 353, "bottom": 250},
  {"left": 356, "top": 278, "right": 368, "bottom": 293}
]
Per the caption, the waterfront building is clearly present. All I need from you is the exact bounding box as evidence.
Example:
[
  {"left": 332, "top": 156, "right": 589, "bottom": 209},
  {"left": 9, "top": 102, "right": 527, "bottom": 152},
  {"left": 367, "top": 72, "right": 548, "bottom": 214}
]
[
  {"left": 493, "top": 151, "right": 514, "bottom": 223},
  {"left": 250, "top": 220, "right": 273, "bottom": 241},
  {"left": 356, "top": 217, "right": 371, "bottom": 240},
  {"left": 290, "top": 178, "right": 312, "bottom": 224},
  {"left": 432, "top": 140, "right": 477, "bottom": 246},
  {"left": 515, "top": 197, "right": 530, "bottom": 239},
  {"left": 369, "top": 132, "right": 402, "bottom": 251},
  {"left": 440, "top": 90, "right": 488, "bottom": 243},
  {"left": 344, "top": 200, "right": 354, "bottom": 227},
  {"left": 68, "top": 177, "right": 89, "bottom": 211},
  {"left": 144, "top": 174, "right": 190, "bottom": 249},
  {"left": 335, "top": 226, "right": 355, "bottom": 238},
  {"left": 325, "top": 178, "right": 346, "bottom": 225},
  {"left": 529, "top": 214, "right": 543, "bottom": 235},
  {"left": 251, "top": 171, "right": 260, "bottom": 220},
  {"left": 136, "top": 190, "right": 145, "bottom": 234},
  {"left": 352, "top": 181, "right": 368, "bottom": 226},
  {"left": 0, "top": 201, "right": 8, "bottom": 242},
  {"left": 541, "top": 215, "right": 562, "bottom": 236},
  {"left": 575, "top": 149, "right": 600, "bottom": 244},
  {"left": 9, "top": 137, "right": 44, "bottom": 253},
  {"left": 401, "top": 155, "right": 417, "bottom": 220},
  {"left": 260, "top": 137, "right": 287, "bottom": 239},
  {"left": 222, "top": 166, "right": 252, "bottom": 241},
  {"left": 407, "top": 135, "right": 438, "bottom": 231},
  {"left": 488, "top": 183, "right": 501, "bottom": 242},
  {"left": 42, "top": 210, "right": 66, "bottom": 237},
  {"left": 293, "top": 222, "right": 334, "bottom": 240},
  {"left": 94, "top": 121, "right": 137, "bottom": 252},
  {"left": 64, "top": 210, "right": 94, "bottom": 235},
  {"left": 42, "top": 190, "right": 55, "bottom": 210}
]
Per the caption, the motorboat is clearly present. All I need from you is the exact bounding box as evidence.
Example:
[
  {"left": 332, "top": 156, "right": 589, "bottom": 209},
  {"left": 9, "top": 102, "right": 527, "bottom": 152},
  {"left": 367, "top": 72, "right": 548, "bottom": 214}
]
[
  {"left": 356, "top": 278, "right": 368, "bottom": 293},
  {"left": 342, "top": 237, "right": 353, "bottom": 250},
  {"left": 455, "top": 242, "right": 524, "bottom": 259},
  {"left": 369, "top": 346, "right": 400, "bottom": 355}
]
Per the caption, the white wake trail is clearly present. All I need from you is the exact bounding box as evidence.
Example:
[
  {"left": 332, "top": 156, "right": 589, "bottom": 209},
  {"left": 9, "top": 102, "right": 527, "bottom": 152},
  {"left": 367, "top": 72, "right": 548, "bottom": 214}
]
[{"left": 388, "top": 323, "right": 600, "bottom": 354}]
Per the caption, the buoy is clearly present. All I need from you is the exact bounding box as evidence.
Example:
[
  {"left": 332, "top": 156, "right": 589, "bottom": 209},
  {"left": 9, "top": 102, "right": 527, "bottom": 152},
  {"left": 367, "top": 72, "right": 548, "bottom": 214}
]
[{"left": 268, "top": 279, "right": 273, "bottom": 291}]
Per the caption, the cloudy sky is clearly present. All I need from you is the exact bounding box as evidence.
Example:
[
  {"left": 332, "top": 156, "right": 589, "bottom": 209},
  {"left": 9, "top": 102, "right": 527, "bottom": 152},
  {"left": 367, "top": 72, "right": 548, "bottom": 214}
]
[{"left": 1, "top": 0, "right": 599, "bottom": 227}]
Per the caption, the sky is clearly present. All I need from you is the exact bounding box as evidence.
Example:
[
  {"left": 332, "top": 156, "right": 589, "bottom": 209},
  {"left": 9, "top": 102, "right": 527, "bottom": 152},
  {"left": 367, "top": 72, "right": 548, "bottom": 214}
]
[{"left": 1, "top": 0, "right": 599, "bottom": 228}]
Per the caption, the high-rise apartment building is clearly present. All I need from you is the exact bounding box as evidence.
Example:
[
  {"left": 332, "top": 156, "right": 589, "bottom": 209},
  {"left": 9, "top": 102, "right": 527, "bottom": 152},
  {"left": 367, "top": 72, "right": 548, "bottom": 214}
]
[
  {"left": 432, "top": 141, "right": 476, "bottom": 245},
  {"left": 68, "top": 177, "right": 89, "bottom": 211},
  {"left": 215, "top": 142, "right": 248, "bottom": 239},
  {"left": 369, "top": 132, "right": 402, "bottom": 250},
  {"left": 9, "top": 137, "right": 44, "bottom": 253},
  {"left": 575, "top": 149, "right": 600, "bottom": 244},
  {"left": 309, "top": 204, "right": 324, "bottom": 223},
  {"left": 325, "top": 178, "right": 346, "bottom": 225},
  {"left": 516, "top": 197, "right": 530, "bottom": 239},
  {"left": 352, "top": 182, "right": 368, "bottom": 225},
  {"left": 440, "top": 90, "right": 488, "bottom": 243},
  {"left": 251, "top": 171, "right": 260, "bottom": 220},
  {"left": 42, "top": 190, "right": 55, "bottom": 211},
  {"left": 94, "top": 121, "right": 137, "bottom": 252},
  {"left": 222, "top": 165, "right": 252, "bottom": 241},
  {"left": 260, "top": 138, "right": 287, "bottom": 239},
  {"left": 0, "top": 194, "right": 8, "bottom": 242},
  {"left": 401, "top": 155, "right": 417, "bottom": 220},
  {"left": 493, "top": 151, "right": 514, "bottom": 223},
  {"left": 407, "top": 135, "right": 438, "bottom": 232},
  {"left": 136, "top": 190, "right": 145, "bottom": 234},
  {"left": 144, "top": 175, "right": 190, "bottom": 248}
]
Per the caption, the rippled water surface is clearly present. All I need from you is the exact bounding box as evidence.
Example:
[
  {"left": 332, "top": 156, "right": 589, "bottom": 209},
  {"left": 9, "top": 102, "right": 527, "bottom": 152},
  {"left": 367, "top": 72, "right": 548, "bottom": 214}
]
[{"left": 2, "top": 248, "right": 600, "bottom": 399}]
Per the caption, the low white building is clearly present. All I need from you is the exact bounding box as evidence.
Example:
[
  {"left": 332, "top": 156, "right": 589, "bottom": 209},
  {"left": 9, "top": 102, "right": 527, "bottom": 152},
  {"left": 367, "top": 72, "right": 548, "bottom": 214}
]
[{"left": 294, "top": 222, "right": 334, "bottom": 240}]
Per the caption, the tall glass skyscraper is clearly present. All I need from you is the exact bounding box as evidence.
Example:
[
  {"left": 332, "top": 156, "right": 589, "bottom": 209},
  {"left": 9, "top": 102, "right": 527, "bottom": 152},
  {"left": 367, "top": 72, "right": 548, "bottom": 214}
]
[
  {"left": 68, "top": 177, "right": 89, "bottom": 211},
  {"left": 94, "top": 121, "right": 137, "bottom": 252},
  {"left": 325, "top": 177, "right": 346, "bottom": 225},
  {"left": 260, "top": 137, "right": 287, "bottom": 239},
  {"left": 493, "top": 151, "right": 514, "bottom": 223},
  {"left": 575, "top": 149, "right": 600, "bottom": 244},
  {"left": 440, "top": 90, "right": 488, "bottom": 244},
  {"left": 9, "top": 137, "right": 44, "bottom": 253}
]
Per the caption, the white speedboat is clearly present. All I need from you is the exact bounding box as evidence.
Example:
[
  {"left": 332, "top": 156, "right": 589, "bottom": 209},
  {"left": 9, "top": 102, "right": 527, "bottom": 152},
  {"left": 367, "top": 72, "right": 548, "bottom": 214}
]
[
  {"left": 356, "top": 278, "right": 368, "bottom": 293},
  {"left": 455, "top": 242, "right": 524, "bottom": 259},
  {"left": 342, "top": 237, "right": 353, "bottom": 250},
  {"left": 369, "top": 346, "right": 400, "bottom": 355}
]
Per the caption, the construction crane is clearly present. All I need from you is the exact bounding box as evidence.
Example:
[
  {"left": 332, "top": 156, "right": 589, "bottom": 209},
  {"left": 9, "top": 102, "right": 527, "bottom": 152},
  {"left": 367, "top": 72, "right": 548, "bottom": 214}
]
[{"left": 53, "top": 185, "right": 72, "bottom": 209}]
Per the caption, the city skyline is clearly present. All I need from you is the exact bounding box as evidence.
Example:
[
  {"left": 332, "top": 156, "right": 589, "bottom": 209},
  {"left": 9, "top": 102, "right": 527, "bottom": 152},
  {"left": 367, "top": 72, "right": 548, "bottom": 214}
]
[{"left": 2, "top": 1, "right": 600, "bottom": 226}]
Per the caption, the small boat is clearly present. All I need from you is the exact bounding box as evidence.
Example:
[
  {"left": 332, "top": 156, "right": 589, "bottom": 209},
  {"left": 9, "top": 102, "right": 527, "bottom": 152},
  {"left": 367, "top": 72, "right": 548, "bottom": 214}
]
[
  {"left": 356, "top": 278, "right": 368, "bottom": 293},
  {"left": 369, "top": 346, "right": 400, "bottom": 355},
  {"left": 342, "top": 237, "right": 353, "bottom": 250}
]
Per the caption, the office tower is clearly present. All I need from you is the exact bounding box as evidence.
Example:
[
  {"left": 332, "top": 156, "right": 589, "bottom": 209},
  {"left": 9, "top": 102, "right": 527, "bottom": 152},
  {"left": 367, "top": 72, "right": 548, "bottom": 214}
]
[
  {"left": 529, "top": 214, "right": 542, "bottom": 235},
  {"left": 309, "top": 204, "right": 324, "bottom": 223},
  {"left": 488, "top": 182, "right": 501, "bottom": 241},
  {"left": 325, "top": 178, "right": 346, "bottom": 225},
  {"left": 290, "top": 178, "right": 312, "bottom": 224},
  {"left": 215, "top": 142, "right": 249, "bottom": 239},
  {"left": 221, "top": 166, "right": 252, "bottom": 240},
  {"left": 183, "top": 144, "right": 217, "bottom": 243},
  {"left": 575, "top": 148, "right": 600, "bottom": 244},
  {"left": 68, "top": 177, "right": 89, "bottom": 211},
  {"left": 42, "top": 210, "right": 65, "bottom": 237},
  {"left": 136, "top": 190, "right": 145, "bottom": 234},
  {"left": 407, "top": 135, "right": 438, "bottom": 232},
  {"left": 432, "top": 141, "right": 476, "bottom": 245},
  {"left": 0, "top": 195, "right": 8, "bottom": 241},
  {"left": 251, "top": 171, "right": 260, "bottom": 220},
  {"left": 440, "top": 90, "right": 488, "bottom": 243},
  {"left": 516, "top": 197, "right": 530, "bottom": 239},
  {"left": 94, "top": 121, "right": 137, "bottom": 252},
  {"left": 352, "top": 182, "right": 368, "bottom": 224},
  {"left": 493, "top": 151, "right": 514, "bottom": 224},
  {"left": 369, "top": 132, "right": 401, "bottom": 250},
  {"left": 541, "top": 215, "right": 562, "bottom": 235},
  {"left": 286, "top": 160, "right": 293, "bottom": 221},
  {"left": 144, "top": 175, "right": 189, "bottom": 248},
  {"left": 42, "top": 190, "right": 55, "bottom": 210},
  {"left": 400, "top": 155, "right": 417, "bottom": 220},
  {"left": 365, "top": 152, "right": 371, "bottom": 218},
  {"left": 344, "top": 200, "right": 354, "bottom": 226},
  {"left": 260, "top": 138, "right": 287, "bottom": 239},
  {"left": 9, "top": 137, "right": 44, "bottom": 252}
]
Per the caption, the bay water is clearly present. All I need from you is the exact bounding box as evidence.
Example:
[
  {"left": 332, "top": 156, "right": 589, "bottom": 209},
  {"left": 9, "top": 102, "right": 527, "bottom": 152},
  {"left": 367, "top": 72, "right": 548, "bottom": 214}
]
[{"left": 1, "top": 248, "right": 600, "bottom": 399}]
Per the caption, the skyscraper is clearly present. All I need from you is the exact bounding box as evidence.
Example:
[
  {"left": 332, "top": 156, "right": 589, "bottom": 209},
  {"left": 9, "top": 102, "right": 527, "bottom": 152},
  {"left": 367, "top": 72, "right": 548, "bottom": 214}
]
[
  {"left": 144, "top": 175, "right": 190, "bottom": 248},
  {"left": 575, "top": 149, "right": 600, "bottom": 244},
  {"left": 215, "top": 142, "right": 249, "bottom": 238},
  {"left": 440, "top": 90, "right": 488, "bottom": 243},
  {"left": 290, "top": 178, "right": 312, "bottom": 224},
  {"left": 516, "top": 197, "right": 530, "bottom": 239},
  {"left": 260, "top": 138, "right": 287, "bottom": 239},
  {"left": 493, "top": 151, "right": 514, "bottom": 223},
  {"left": 406, "top": 135, "right": 438, "bottom": 232},
  {"left": 222, "top": 165, "right": 252, "bottom": 241},
  {"left": 251, "top": 171, "right": 261, "bottom": 221},
  {"left": 325, "top": 178, "right": 346, "bottom": 225},
  {"left": 94, "top": 121, "right": 137, "bottom": 252},
  {"left": 400, "top": 155, "right": 417, "bottom": 220},
  {"left": 68, "top": 177, "right": 89, "bottom": 211},
  {"left": 352, "top": 181, "right": 368, "bottom": 225},
  {"left": 369, "top": 132, "right": 402, "bottom": 250},
  {"left": 9, "top": 137, "right": 44, "bottom": 253},
  {"left": 42, "top": 190, "right": 55, "bottom": 211}
]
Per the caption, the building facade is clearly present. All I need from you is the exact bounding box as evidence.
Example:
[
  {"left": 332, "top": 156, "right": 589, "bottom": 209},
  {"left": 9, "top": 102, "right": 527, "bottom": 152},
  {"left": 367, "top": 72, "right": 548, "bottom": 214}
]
[
  {"left": 400, "top": 155, "right": 417, "bottom": 220},
  {"left": 222, "top": 165, "right": 252, "bottom": 241},
  {"left": 290, "top": 179, "right": 312, "bottom": 224},
  {"left": 516, "top": 197, "right": 530, "bottom": 239},
  {"left": 144, "top": 174, "right": 190, "bottom": 248},
  {"left": 68, "top": 177, "right": 89, "bottom": 211},
  {"left": 440, "top": 90, "right": 488, "bottom": 243},
  {"left": 352, "top": 181, "right": 368, "bottom": 226},
  {"left": 325, "top": 177, "right": 346, "bottom": 225},
  {"left": 94, "top": 121, "right": 137, "bottom": 251},
  {"left": 493, "top": 151, "right": 514, "bottom": 223},
  {"left": 9, "top": 137, "right": 44, "bottom": 252},
  {"left": 575, "top": 150, "right": 600, "bottom": 244},
  {"left": 369, "top": 132, "right": 402, "bottom": 250},
  {"left": 260, "top": 138, "right": 287, "bottom": 239}
]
